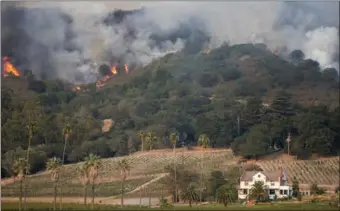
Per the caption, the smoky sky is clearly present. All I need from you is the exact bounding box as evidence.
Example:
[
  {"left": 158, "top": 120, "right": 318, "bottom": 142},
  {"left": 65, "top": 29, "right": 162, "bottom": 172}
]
[{"left": 1, "top": 1, "right": 339, "bottom": 83}]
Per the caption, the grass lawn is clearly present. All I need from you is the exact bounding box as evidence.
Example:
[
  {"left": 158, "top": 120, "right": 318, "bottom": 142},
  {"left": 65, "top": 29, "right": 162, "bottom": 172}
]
[{"left": 1, "top": 202, "right": 338, "bottom": 210}]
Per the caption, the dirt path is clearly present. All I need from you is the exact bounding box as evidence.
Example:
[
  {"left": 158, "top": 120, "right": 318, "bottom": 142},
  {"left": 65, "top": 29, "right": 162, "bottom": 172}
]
[
  {"left": 126, "top": 173, "right": 168, "bottom": 194},
  {"left": 100, "top": 173, "right": 168, "bottom": 203}
]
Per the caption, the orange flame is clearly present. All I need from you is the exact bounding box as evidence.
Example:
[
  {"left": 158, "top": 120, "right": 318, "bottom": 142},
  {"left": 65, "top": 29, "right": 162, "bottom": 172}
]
[
  {"left": 111, "top": 66, "right": 117, "bottom": 75},
  {"left": 3, "top": 56, "right": 20, "bottom": 77},
  {"left": 124, "top": 64, "right": 129, "bottom": 74},
  {"left": 72, "top": 86, "right": 81, "bottom": 92}
]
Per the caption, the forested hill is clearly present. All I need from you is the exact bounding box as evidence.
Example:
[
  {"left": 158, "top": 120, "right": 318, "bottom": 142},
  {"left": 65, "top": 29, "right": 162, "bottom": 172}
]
[{"left": 1, "top": 43, "right": 339, "bottom": 177}]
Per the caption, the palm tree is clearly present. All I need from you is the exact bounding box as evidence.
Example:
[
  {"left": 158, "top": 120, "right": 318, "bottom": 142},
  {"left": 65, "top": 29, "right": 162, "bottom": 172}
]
[
  {"left": 146, "top": 132, "right": 157, "bottom": 151},
  {"left": 59, "top": 123, "right": 72, "bottom": 210},
  {"left": 46, "top": 157, "right": 62, "bottom": 210},
  {"left": 12, "top": 158, "right": 29, "bottom": 211},
  {"left": 117, "top": 158, "right": 131, "bottom": 207},
  {"left": 137, "top": 131, "right": 145, "bottom": 152},
  {"left": 181, "top": 183, "right": 199, "bottom": 207},
  {"left": 78, "top": 162, "right": 90, "bottom": 207},
  {"left": 84, "top": 153, "right": 102, "bottom": 210},
  {"left": 197, "top": 134, "right": 210, "bottom": 204},
  {"left": 24, "top": 122, "right": 36, "bottom": 209},
  {"left": 216, "top": 184, "right": 237, "bottom": 207},
  {"left": 249, "top": 181, "right": 268, "bottom": 202},
  {"left": 61, "top": 124, "right": 72, "bottom": 165},
  {"left": 170, "top": 132, "right": 178, "bottom": 203}
]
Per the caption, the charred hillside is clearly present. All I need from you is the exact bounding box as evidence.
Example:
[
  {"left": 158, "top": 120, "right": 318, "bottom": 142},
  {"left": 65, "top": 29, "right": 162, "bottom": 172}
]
[{"left": 1, "top": 43, "right": 339, "bottom": 178}]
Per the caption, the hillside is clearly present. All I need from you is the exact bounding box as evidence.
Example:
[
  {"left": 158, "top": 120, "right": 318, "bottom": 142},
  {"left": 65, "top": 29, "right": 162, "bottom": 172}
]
[
  {"left": 2, "top": 149, "right": 339, "bottom": 199},
  {"left": 1, "top": 43, "right": 340, "bottom": 177}
]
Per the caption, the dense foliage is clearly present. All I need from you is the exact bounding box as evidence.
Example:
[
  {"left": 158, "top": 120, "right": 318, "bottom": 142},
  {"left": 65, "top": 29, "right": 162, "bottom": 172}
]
[{"left": 2, "top": 43, "right": 339, "bottom": 177}]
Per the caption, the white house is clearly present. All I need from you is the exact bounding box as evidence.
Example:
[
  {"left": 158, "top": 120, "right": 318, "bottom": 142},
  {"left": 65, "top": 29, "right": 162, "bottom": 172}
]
[{"left": 238, "top": 167, "right": 292, "bottom": 200}]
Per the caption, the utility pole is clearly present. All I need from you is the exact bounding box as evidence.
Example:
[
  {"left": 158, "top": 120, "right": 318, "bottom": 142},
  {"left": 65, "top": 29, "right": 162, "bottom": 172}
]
[{"left": 286, "top": 133, "right": 291, "bottom": 156}]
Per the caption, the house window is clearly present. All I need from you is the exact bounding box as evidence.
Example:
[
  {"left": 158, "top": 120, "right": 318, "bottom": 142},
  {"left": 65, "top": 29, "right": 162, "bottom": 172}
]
[
  {"left": 269, "top": 189, "right": 275, "bottom": 195},
  {"left": 245, "top": 182, "right": 249, "bottom": 186},
  {"left": 271, "top": 182, "right": 275, "bottom": 186},
  {"left": 243, "top": 189, "right": 247, "bottom": 194},
  {"left": 280, "top": 190, "right": 283, "bottom": 195},
  {"left": 258, "top": 174, "right": 261, "bottom": 178},
  {"left": 284, "top": 190, "right": 288, "bottom": 195}
]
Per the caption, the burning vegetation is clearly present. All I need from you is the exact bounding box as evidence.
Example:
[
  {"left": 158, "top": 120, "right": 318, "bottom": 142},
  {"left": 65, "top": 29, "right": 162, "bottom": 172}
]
[
  {"left": 2, "top": 57, "right": 20, "bottom": 77},
  {"left": 96, "top": 63, "right": 130, "bottom": 89}
]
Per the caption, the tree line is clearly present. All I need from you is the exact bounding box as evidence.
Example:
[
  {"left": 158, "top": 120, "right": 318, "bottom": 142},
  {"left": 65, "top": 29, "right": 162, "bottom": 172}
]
[{"left": 2, "top": 43, "right": 339, "bottom": 177}]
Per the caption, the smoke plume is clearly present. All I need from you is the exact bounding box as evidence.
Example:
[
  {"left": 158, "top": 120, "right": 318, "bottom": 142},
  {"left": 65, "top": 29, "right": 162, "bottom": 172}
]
[{"left": 1, "top": 1, "right": 339, "bottom": 83}]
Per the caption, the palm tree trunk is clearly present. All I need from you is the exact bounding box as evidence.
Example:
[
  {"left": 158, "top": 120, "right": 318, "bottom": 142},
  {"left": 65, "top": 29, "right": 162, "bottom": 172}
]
[
  {"left": 91, "top": 182, "right": 95, "bottom": 210},
  {"left": 19, "top": 179, "right": 23, "bottom": 211},
  {"left": 59, "top": 135, "right": 68, "bottom": 210},
  {"left": 24, "top": 136, "right": 32, "bottom": 211},
  {"left": 199, "top": 150, "right": 203, "bottom": 204},
  {"left": 139, "top": 188, "right": 142, "bottom": 208},
  {"left": 121, "top": 179, "right": 124, "bottom": 207},
  {"left": 189, "top": 199, "right": 192, "bottom": 207},
  {"left": 84, "top": 185, "right": 87, "bottom": 206},
  {"left": 53, "top": 181, "right": 57, "bottom": 210},
  {"left": 173, "top": 145, "right": 177, "bottom": 203},
  {"left": 148, "top": 188, "right": 151, "bottom": 207}
]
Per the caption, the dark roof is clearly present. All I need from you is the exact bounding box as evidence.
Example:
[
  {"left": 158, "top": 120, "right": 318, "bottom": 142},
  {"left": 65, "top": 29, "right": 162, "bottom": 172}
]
[{"left": 240, "top": 171, "right": 281, "bottom": 182}]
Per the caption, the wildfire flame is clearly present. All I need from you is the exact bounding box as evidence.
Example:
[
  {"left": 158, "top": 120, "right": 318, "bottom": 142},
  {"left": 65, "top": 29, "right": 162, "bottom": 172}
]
[
  {"left": 111, "top": 66, "right": 117, "bottom": 75},
  {"left": 3, "top": 56, "right": 20, "bottom": 77},
  {"left": 72, "top": 85, "right": 81, "bottom": 92},
  {"left": 204, "top": 49, "right": 211, "bottom": 55},
  {"left": 124, "top": 64, "right": 129, "bottom": 74}
]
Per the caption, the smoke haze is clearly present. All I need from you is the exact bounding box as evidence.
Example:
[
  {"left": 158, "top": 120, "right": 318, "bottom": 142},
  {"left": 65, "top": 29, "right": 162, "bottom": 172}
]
[{"left": 2, "top": 1, "right": 339, "bottom": 83}]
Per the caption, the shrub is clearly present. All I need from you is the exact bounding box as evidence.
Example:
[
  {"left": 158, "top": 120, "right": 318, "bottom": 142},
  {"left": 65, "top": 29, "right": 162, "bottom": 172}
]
[{"left": 159, "top": 198, "right": 173, "bottom": 208}]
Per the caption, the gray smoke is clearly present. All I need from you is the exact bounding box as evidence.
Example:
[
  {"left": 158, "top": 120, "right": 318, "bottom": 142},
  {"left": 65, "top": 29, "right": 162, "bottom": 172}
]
[{"left": 2, "top": 1, "right": 339, "bottom": 83}]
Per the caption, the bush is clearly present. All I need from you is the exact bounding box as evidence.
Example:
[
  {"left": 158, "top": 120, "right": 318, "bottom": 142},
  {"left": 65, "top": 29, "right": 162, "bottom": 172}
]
[{"left": 159, "top": 198, "right": 173, "bottom": 208}]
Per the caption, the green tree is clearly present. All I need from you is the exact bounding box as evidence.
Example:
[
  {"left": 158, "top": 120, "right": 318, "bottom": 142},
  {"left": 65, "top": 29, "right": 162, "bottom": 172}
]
[
  {"left": 24, "top": 119, "right": 37, "bottom": 210},
  {"left": 137, "top": 131, "right": 145, "bottom": 152},
  {"left": 249, "top": 181, "right": 268, "bottom": 202},
  {"left": 170, "top": 132, "right": 179, "bottom": 202},
  {"left": 60, "top": 123, "right": 72, "bottom": 209},
  {"left": 84, "top": 153, "right": 102, "bottom": 210},
  {"left": 163, "top": 164, "right": 199, "bottom": 203},
  {"left": 310, "top": 182, "right": 325, "bottom": 196},
  {"left": 61, "top": 124, "right": 72, "bottom": 165},
  {"left": 240, "top": 124, "right": 271, "bottom": 159},
  {"left": 181, "top": 183, "right": 199, "bottom": 207},
  {"left": 145, "top": 132, "right": 158, "bottom": 151},
  {"left": 46, "top": 157, "right": 61, "bottom": 210},
  {"left": 117, "top": 158, "right": 131, "bottom": 207},
  {"left": 208, "top": 171, "right": 227, "bottom": 200},
  {"left": 289, "top": 50, "right": 305, "bottom": 64},
  {"left": 216, "top": 184, "right": 237, "bottom": 207},
  {"left": 292, "top": 176, "right": 300, "bottom": 198},
  {"left": 321, "top": 68, "right": 338, "bottom": 83},
  {"left": 78, "top": 163, "right": 90, "bottom": 207},
  {"left": 269, "top": 91, "right": 295, "bottom": 120},
  {"left": 197, "top": 134, "right": 210, "bottom": 204},
  {"left": 12, "top": 158, "right": 29, "bottom": 211},
  {"left": 243, "top": 97, "right": 263, "bottom": 128}
]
